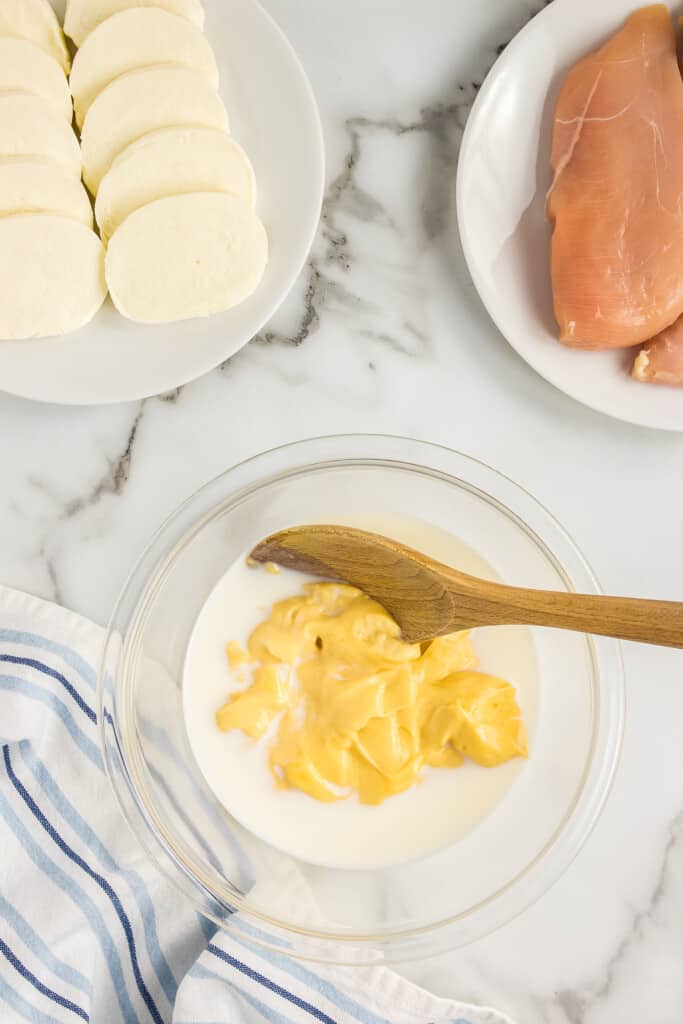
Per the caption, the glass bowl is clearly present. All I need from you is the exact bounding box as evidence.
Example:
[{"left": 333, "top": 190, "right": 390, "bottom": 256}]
[{"left": 98, "top": 435, "right": 624, "bottom": 963}]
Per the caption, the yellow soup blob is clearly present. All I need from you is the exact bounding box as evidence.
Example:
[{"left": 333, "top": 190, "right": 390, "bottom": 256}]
[{"left": 216, "top": 583, "right": 528, "bottom": 805}]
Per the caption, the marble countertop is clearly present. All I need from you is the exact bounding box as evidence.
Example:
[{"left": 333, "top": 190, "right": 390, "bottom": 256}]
[{"left": 2, "top": 0, "right": 682, "bottom": 1020}]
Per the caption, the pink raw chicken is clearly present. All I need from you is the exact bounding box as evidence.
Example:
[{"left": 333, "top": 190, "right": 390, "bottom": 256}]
[
  {"left": 632, "top": 319, "right": 683, "bottom": 385},
  {"left": 547, "top": 5, "right": 683, "bottom": 349}
]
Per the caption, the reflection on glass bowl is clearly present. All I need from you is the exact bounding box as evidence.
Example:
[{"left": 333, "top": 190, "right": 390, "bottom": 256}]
[{"left": 98, "top": 435, "right": 624, "bottom": 964}]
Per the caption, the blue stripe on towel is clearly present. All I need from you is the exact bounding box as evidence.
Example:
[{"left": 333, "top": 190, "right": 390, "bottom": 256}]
[
  {"left": 0, "top": 655, "right": 95, "bottom": 723},
  {"left": 21, "top": 745, "right": 178, "bottom": 1009},
  {"left": 139, "top": 716, "right": 254, "bottom": 888},
  {"left": 208, "top": 943, "right": 338, "bottom": 1024},
  {"left": 147, "top": 761, "right": 225, "bottom": 875},
  {"left": 0, "top": 894, "right": 90, "bottom": 996},
  {"left": 229, "top": 926, "right": 392, "bottom": 1024},
  {"left": 4, "top": 746, "right": 163, "bottom": 1024},
  {"left": 0, "top": 676, "right": 101, "bottom": 769},
  {"left": 0, "top": 629, "right": 97, "bottom": 691},
  {"left": 0, "top": 973, "right": 66, "bottom": 1024},
  {"left": 189, "top": 963, "right": 299, "bottom": 1024},
  {"left": 0, "top": 784, "right": 140, "bottom": 1024},
  {"left": 0, "top": 938, "right": 89, "bottom": 1021}
]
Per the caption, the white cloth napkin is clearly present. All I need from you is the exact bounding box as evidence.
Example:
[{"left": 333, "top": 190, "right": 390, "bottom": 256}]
[{"left": 0, "top": 585, "right": 514, "bottom": 1024}]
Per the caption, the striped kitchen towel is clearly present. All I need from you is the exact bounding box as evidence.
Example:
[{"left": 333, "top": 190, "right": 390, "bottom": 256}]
[{"left": 0, "top": 585, "right": 514, "bottom": 1024}]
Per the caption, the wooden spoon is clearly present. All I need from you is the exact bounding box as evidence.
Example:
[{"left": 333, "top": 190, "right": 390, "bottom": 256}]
[{"left": 251, "top": 524, "right": 683, "bottom": 648}]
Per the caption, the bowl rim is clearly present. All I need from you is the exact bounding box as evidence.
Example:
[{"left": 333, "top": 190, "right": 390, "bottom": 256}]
[{"left": 97, "top": 434, "right": 625, "bottom": 962}]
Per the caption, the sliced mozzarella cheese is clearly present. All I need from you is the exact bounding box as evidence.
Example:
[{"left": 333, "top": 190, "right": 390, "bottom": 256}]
[
  {"left": 0, "top": 94, "right": 81, "bottom": 178},
  {"left": 81, "top": 67, "right": 229, "bottom": 194},
  {"left": 106, "top": 193, "right": 268, "bottom": 324},
  {"left": 0, "top": 0, "right": 70, "bottom": 72},
  {"left": 96, "top": 127, "right": 255, "bottom": 241},
  {"left": 0, "top": 38, "right": 72, "bottom": 122},
  {"left": 0, "top": 215, "right": 106, "bottom": 339},
  {"left": 64, "top": 0, "right": 205, "bottom": 47},
  {"left": 70, "top": 8, "right": 219, "bottom": 128},
  {"left": 0, "top": 159, "right": 93, "bottom": 227}
]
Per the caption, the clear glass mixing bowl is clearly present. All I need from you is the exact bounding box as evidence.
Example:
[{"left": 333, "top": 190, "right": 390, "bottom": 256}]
[{"left": 98, "top": 435, "right": 624, "bottom": 963}]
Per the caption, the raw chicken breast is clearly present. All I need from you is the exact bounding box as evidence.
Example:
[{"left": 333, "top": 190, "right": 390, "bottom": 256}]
[
  {"left": 632, "top": 319, "right": 683, "bottom": 385},
  {"left": 547, "top": 5, "right": 683, "bottom": 349}
]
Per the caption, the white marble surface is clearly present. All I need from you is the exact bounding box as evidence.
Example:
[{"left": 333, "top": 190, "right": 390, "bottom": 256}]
[{"left": 1, "top": 0, "right": 682, "bottom": 1020}]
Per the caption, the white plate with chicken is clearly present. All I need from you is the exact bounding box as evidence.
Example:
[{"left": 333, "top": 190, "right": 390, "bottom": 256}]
[{"left": 457, "top": 0, "right": 683, "bottom": 431}]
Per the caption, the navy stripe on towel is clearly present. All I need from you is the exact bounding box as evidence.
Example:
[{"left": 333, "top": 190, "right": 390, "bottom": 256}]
[
  {"left": 0, "top": 655, "right": 96, "bottom": 723},
  {"left": 0, "top": 937, "right": 89, "bottom": 1021},
  {"left": 3, "top": 747, "right": 163, "bottom": 1024},
  {"left": 208, "top": 944, "right": 338, "bottom": 1024}
]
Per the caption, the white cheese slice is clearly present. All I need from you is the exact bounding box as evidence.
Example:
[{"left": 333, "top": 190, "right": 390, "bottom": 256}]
[
  {"left": 106, "top": 192, "right": 268, "bottom": 324},
  {"left": 0, "top": 215, "right": 106, "bottom": 339},
  {"left": 81, "top": 66, "right": 229, "bottom": 194},
  {"left": 64, "top": 0, "right": 205, "bottom": 47},
  {"left": 0, "top": 0, "right": 70, "bottom": 72},
  {"left": 0, "top": 94, "right": 81, "bottom": 179},
  {"left": 0, "top": 37, "right": 72, "bottom": 122},
  {"left": 96, "top": 127, "right": 255, "bottom": 242},
  {"left": 70, "top": 8, "right": 219, "bottom": 128},
  {"left": 0, "top": 159, "right": 93, "bottom": 227}
]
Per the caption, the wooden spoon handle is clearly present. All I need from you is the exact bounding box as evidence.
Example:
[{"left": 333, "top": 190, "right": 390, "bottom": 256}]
[{"left": 456, "top": 581, "right": 683, "bottom": 648}]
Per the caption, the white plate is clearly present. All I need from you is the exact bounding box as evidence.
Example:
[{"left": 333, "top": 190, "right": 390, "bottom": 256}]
[
  {"left": 457, "top": 0, "right": 683, "bottom": 432},
  {"left": 0, "top": 0, "right": 324, "bottom": 405}
]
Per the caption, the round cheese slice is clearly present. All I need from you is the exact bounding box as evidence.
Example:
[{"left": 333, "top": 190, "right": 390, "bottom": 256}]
[
  {"left": 0, "top": 94, "right": 81, "bottom": 179},
  {"left": 81, "top": 67, "right": 229, "bottom": 194},
  {"left": 0, "top": 38, "right": 72, "bottom": 122},
  {"left": 106, "top": 192, "right": 268, "bottom": 324},
  {"left": 96, "top": 127, "right": 256, "bottom": 242},
  {"left": 70, "top": 8, "right": 219, "bottom": 128},
  {"left": 0, "top": 215, "right": 106, "bottom": 340},
  {"left": 64, "top": 0, "right": 205, "bottom": 47},
  {"left": 0, "top": 159, "right": 93, "bottom": 227},
  {"left": 0, "top": 0, "right": 70, "bottom": 72}
]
